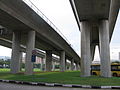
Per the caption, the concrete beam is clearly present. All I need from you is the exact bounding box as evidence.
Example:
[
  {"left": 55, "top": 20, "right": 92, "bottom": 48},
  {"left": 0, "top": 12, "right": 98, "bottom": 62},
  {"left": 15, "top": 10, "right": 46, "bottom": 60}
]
[{"left": 109, "top": 0, "right": 120, "bottom": 40}]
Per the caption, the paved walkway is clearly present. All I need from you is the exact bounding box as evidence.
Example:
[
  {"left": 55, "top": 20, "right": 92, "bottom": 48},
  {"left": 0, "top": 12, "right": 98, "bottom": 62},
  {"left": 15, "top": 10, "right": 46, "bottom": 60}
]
[{"left": 0, "top": 82, "right": 117, "bottom": 90}]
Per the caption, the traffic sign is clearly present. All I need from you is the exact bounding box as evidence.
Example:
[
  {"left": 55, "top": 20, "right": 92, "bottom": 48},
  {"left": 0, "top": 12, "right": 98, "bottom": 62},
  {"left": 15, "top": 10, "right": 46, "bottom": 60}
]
[{"left": 31, "top": 55, "right": 36, "bottom": 62}]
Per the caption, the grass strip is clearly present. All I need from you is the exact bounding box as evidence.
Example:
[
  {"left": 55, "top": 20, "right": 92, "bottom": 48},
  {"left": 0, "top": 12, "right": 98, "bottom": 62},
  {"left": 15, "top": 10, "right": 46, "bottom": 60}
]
[{"left": 0, "top": 69, "right": 120, "bottom": 86}]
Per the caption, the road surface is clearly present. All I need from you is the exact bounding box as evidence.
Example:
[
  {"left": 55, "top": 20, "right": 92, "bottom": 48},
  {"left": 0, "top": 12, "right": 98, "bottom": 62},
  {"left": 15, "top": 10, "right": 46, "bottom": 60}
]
[{"left": 0, "top": 82, "right": 117, "bottom": 90}]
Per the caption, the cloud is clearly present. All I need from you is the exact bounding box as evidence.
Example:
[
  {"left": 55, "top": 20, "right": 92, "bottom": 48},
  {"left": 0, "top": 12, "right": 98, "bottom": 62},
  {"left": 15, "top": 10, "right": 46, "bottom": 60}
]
[{"left": 0, "top": 46, "right": 11, "bottom": 56}]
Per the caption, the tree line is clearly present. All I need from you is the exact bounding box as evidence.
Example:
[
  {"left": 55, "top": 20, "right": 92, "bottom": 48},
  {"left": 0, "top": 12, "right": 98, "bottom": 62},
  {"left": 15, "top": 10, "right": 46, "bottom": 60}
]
[{"left": 0, "top": 59, "right": 10, "bottom": 68}]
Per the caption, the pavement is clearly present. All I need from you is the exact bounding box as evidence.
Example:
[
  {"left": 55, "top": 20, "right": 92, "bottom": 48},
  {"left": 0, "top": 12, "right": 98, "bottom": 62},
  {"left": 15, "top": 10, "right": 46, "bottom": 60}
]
[
  {"left": 0, "top": 82, "right": 117, "bottom": 90},
  {"left": 0, "top": 79, "right": 120, "bottom": 89}
]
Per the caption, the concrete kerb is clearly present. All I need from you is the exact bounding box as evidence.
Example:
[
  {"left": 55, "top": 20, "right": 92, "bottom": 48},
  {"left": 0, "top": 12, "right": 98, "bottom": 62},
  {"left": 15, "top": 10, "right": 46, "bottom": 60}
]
[{"left": 0, "top": 79, "right": 120, "bottom": 89}]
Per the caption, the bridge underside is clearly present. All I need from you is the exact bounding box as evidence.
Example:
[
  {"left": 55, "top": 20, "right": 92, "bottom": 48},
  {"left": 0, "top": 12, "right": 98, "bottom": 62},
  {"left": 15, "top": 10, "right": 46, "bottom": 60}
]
[
  {"left": 73, "top": 0, "right": 110, "bottom": 21},
  {"left": 70, "top": 0, "right": 111, "bottom": 46},
  {"left": 70, "top": 0, "right": 120, "bottom": 77}
]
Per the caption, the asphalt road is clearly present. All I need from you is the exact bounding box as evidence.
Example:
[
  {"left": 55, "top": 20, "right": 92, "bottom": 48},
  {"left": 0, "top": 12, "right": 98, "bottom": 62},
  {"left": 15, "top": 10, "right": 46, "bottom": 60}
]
[{"left": 0, "top": 82, "right": 117, "bottom": 90}]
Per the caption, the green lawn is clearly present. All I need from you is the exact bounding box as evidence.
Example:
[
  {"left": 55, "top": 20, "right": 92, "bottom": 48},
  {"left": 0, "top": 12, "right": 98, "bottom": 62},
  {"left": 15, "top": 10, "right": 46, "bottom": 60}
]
[
  {"left": 0, "top": 68, "right": 120, "bottom": 86},
  {"left": 0, "top": 68, "right": 42, "bottom": 72},
  {"left": 0, "top": 68, "right": 10, "bottom": 72}
]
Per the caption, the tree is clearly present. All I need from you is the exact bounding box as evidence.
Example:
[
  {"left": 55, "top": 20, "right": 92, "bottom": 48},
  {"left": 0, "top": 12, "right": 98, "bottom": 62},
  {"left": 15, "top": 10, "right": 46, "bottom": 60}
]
[
  {"left": 112, "top": 60, "right": 120, "bottom": 64},
  {"left": 0, "top": 59, "right": 4, "bottom": 68}
]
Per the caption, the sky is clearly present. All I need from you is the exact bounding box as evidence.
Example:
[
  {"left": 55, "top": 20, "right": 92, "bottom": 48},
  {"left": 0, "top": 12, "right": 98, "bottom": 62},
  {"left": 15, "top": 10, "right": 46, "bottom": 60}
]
[{"left": 0, "top": 0, "right": 120, "bottom": 61}]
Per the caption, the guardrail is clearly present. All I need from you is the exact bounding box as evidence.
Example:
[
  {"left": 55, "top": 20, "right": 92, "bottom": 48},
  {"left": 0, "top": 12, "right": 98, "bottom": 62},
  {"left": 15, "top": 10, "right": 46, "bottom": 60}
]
[{"left": 22, "top": 0, "right": 76, "bottom": 51}]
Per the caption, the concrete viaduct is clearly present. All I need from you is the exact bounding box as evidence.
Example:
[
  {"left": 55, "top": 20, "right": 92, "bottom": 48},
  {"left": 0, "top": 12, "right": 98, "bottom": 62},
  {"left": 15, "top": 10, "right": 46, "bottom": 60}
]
[
  {"left": 0, "top": 37, "right": 78, "bottom": 71},
  {"left": 0, "top": 0, "right": 80, "bottom": 75},
  {"left": 70, "top": 0, "right": 120, "bottom": 77}
]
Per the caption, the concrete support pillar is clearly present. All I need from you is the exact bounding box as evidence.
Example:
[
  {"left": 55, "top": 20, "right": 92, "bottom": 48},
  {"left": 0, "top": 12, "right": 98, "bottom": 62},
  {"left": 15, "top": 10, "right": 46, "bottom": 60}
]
[
  {"left": 99, "top": 20, "right": 111, "bottom": 77},
  {"left": 90, "top": 44, "right": 96, "bottom": 63},
  {"left": 11, "top": 32, "right": 21, "bottom": 74},
  {"left": 71, "top": 59, "right": 74, "bottom": 71},
  {"left": 19, "top": 52, "right": 23, "bottom": 71},
  {"left": 60, "top": 51, "right": 65, "bottom": 72},
  {"left": 25, "top": 30, "right": 35, "bottom": 75},
  {"left": 76, "top": 63, "right": 80, "bottom": 71},
  {"left": 45, "top": 50, "right": 52, "bottom": 71},
  {"left": 65, "top": 59, "right": 67, "bottom": 70},
  {"left": 81, "top": 21, "right": 91, "bottom": 77},
  {"left": 52, "top": 61, "right": 55, "bottom": 71},
  {"left": 40, "top": 57, "right": 44, "bottom": 71}
]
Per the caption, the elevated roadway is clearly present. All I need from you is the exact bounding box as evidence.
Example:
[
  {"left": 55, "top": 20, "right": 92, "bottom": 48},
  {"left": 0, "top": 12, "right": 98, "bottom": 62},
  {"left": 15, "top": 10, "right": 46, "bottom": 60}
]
[
  {"left": 0, "top": 37, "right": 59, "bottom": 62},
  {"left": 70, "top": 0, "right": 120, "bottom": 77},
  {"left": 0, "top": 0, "right": 80, "bottom": 74}
]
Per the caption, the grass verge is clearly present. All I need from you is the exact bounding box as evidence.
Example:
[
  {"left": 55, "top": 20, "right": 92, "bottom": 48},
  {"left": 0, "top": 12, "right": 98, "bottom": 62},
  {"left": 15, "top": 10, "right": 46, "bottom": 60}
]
[{"left": 0, "top": 69, "right": 120, "bottom": 86}]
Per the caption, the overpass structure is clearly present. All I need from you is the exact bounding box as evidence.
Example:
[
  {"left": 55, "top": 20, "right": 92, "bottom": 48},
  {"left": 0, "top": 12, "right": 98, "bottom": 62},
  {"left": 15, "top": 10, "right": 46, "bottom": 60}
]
[
  {"left": 0, "top": 0, "right": 80, "bottom": 75},
  {"left": 0, "top": 37, "right": 78, "bottom": 71},
  {"left": 70, "top": 0, "right": 120, "bottom": 77}
]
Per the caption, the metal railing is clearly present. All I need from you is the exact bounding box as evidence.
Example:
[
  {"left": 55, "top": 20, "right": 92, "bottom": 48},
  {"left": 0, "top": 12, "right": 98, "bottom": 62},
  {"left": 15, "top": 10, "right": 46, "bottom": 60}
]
[{"left": 22, "top": 0, "right": 74, "bottom": 48}]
